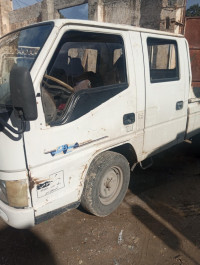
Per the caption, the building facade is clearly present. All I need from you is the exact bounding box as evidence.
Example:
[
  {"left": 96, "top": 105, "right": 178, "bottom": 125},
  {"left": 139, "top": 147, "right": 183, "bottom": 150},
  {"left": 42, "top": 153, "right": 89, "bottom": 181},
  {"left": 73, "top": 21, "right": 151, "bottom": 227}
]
[{"left": 0, "top": 0, "right": 186, "bottom": 37}]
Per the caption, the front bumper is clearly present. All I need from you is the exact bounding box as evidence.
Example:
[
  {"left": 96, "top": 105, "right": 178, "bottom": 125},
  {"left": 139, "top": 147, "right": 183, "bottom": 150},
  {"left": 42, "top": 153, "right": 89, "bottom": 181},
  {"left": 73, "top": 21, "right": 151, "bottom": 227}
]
[{"left": 0, "top": 200, "right": 34, "bottom": 229}]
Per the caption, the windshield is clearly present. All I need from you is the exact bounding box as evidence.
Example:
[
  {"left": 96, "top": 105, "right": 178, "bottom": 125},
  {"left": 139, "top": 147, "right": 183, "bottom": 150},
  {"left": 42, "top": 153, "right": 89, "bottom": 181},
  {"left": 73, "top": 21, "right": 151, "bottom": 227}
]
[{"left": 0, "top": 23, "right": 53, "bottom": 109}]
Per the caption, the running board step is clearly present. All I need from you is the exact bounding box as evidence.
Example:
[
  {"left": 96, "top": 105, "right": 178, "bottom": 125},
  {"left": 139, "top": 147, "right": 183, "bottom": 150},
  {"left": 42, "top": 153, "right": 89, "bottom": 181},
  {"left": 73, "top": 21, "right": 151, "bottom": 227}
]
[{"left": 140, "top": 157, "right": 153, "bottom": 170}]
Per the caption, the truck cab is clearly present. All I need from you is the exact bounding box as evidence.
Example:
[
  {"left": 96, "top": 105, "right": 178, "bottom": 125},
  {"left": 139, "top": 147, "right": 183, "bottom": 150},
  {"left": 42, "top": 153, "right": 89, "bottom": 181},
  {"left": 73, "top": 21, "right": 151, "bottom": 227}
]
[{"left": 0, "top": 19, "right": 195, "bottom": 229}]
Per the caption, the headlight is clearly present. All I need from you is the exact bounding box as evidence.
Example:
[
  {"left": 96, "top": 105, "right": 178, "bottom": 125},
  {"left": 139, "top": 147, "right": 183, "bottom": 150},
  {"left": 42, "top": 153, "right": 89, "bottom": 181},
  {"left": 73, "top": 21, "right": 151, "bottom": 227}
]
[{"left": 0, "top": 180, "right": 28, "bottom": 208}]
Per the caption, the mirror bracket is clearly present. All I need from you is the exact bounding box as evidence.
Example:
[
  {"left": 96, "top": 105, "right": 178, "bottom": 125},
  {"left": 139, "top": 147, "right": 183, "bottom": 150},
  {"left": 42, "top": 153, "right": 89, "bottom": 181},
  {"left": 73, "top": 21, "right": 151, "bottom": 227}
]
[{"left": 0, "top": 116, "right": 26, "bottom": 135}]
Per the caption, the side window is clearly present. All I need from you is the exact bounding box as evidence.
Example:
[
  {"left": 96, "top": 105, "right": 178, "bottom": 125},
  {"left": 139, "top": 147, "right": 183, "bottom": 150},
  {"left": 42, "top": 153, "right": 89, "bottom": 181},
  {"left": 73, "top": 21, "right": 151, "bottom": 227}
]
[
  {"left": 42, "top": 31, "right": 127, "bottom": 125},
  {"left": 147, "top": 38, "right": 179, "bottom": 83}
]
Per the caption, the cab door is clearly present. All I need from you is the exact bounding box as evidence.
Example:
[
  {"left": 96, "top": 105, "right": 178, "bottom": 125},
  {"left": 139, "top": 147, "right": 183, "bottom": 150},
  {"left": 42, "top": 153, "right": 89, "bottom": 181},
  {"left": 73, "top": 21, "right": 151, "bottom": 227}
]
[
  {"left": 141, "top": 34, "right": 189, "bottom": 155},
  {"left": 24, "top": 25, "right": 135, "bottom": 217}
]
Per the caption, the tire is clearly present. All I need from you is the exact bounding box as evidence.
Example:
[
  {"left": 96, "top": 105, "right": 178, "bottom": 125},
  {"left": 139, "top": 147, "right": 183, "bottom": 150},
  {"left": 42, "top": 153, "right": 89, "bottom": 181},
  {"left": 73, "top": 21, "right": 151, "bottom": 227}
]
[{"left": 81, "top": 151, "right": 130, "bottom": 217}]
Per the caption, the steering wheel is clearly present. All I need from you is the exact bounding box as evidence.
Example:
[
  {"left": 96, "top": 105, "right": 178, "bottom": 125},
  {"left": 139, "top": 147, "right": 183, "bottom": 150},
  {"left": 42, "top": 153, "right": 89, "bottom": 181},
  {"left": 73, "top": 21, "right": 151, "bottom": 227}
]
[{"left": 44, "top": 74, "right": 74, "bottom": 92}]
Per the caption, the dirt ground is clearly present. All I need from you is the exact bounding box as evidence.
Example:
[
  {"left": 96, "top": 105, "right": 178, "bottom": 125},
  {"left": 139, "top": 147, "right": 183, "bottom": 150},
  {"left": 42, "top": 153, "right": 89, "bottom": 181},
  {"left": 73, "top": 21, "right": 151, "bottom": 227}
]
[{"left": 1, "top": 136, "right": 200, "bottom": 265}]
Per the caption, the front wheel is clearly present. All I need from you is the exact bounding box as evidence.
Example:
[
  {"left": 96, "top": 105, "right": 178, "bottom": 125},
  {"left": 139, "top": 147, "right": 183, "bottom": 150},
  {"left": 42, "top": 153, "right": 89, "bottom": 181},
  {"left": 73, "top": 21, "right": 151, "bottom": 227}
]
[{"left": 81, "top": 151, "right": 130, "bottom": 217}]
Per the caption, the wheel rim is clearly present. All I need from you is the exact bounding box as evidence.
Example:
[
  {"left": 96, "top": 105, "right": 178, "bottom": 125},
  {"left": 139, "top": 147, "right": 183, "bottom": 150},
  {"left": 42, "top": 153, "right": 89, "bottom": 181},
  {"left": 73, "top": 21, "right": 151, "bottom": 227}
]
[{"left": 99, "top": 166, "right": 123, "bottom": 205}]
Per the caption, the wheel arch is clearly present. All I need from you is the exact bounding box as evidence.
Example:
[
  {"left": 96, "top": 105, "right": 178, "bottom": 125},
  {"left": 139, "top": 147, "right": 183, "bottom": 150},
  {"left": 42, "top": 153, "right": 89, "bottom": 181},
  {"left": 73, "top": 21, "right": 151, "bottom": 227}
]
[{"left": 108, "top": 143, "right": 138, "bottom": 169}]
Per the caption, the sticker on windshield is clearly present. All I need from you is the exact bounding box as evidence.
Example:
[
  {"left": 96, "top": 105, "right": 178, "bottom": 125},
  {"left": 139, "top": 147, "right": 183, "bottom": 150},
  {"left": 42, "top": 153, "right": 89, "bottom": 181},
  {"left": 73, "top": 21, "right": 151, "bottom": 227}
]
[{"left": 37, "top": 171, "right": 65, "bottom": 198}]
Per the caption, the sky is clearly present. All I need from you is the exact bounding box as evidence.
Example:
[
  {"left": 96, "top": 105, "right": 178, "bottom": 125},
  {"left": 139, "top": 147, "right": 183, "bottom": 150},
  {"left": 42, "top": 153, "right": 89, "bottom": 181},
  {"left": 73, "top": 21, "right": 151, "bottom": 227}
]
[
  {"left": 186, "top": 0, "right": 200, "bottom": 7},
  {"left": 59, "top": 4, "right": 88, "bottom": 20},
  {"left": 12, "top": 0, "right": 88, "bottom": 19},
  {"left": 12, "top": 0, "right": 200, "bottom": 17},
  {"left": 13, "top": 0, "right": 42, "bottom": 10}
]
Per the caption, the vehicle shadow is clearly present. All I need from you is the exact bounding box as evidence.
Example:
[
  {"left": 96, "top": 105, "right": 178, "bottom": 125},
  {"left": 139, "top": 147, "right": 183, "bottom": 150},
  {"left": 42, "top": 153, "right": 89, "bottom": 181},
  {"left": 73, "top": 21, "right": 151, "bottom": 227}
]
[
  {"left": 0, "top": 226, "right": 57, "bottom": 265},
  {"left": 131, "top": 204, "right": 180, "bottom": 250},
  {"left": 128, "top": 134, "right": 200, "bottom": 263}
]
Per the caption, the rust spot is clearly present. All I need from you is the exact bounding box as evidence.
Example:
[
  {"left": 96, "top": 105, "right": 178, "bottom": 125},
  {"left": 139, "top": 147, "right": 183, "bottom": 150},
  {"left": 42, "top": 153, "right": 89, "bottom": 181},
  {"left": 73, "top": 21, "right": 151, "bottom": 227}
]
[
  {"left": 81, "top": 164, "right": 88, "bottom": 181},
  {"left": 29, "top": 178, "right": 35, "bottom": 191},
  {"left": 29, "top": 176, "right": 48, "bottom": 191},
  {"left": 68, "top": 176, "right": 72, "bottom": 185},
  {"left": 93, "top": 148, "right": 102, "bottom": 158},
  {"left": 33, "top": 178, "right": 48, "bottom": 185},
  {"left": 78, "top": 164, "right": 88, "bottom": 197},
  {"left": 29, "top": 171, "right": 35, "bottom": 191},
  {"left": 79, "top": 139, "right": 92, "bottom": 146}
]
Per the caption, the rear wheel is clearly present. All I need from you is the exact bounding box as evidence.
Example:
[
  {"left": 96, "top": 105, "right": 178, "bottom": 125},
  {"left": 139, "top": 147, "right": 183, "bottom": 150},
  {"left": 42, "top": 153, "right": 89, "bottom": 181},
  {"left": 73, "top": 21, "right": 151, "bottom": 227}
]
[{"left": 81, "top": 151, "right": 130, "bottom": 216}]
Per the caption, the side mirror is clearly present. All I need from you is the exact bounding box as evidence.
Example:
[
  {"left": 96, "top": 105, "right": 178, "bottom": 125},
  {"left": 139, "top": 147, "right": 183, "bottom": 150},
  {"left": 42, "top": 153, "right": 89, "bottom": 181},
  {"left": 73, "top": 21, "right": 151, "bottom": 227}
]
[{"left": 10, "top": 65, "right": 38, "bottom": 121}]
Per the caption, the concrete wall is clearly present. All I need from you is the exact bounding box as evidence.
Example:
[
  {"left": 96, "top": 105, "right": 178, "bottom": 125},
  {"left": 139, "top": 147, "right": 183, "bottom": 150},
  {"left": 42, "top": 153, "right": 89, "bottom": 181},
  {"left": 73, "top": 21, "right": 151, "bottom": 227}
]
[
  {"left": 89, "top": 0, "right": 186, "bottom": 33},
  {"left": 0, "top": 0, "right": 186, "bottom": 37},
  {"left": 140, "top": 0, "right": 163, "bottom": 30},
  {"left": 0, "top": 0, "right": 12, "bottom": 36},
  {"left": 160, "top": 0, "right": 186, "bottom": 34},
  {"left": 89, "top": 0, "right": 141, "bottom": 26},
  {"left": 9, "top": 2, "right": 42, "bottom": 32}
]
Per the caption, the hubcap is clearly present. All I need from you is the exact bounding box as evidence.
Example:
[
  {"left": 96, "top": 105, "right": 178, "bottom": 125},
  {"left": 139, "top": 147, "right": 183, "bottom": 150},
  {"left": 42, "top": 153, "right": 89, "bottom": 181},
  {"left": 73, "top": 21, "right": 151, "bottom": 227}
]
[{"left": 99, "top": 166, "right": 123, "bottom": 205}]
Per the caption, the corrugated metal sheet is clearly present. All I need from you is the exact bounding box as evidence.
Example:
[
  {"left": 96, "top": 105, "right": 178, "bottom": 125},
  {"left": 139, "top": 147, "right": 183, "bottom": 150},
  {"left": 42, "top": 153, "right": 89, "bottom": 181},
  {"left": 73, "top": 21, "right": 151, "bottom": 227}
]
[{"left": 185, "top": 17, "right": 200, "bottom": 87}]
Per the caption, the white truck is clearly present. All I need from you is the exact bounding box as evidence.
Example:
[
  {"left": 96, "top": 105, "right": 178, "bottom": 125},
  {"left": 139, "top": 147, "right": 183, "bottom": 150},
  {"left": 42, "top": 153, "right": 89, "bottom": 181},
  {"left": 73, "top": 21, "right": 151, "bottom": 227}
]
[{"left": 0, "top": 19, "right": 199, "bottom": 229}]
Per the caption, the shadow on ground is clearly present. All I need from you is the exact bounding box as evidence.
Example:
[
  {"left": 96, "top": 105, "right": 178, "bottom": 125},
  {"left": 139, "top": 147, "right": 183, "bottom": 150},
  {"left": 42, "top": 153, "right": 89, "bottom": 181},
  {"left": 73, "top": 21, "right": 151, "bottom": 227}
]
[
  {"left": 128, "top": 135, "right": 200, "bottom": 264},
  {"left": 0, "top": 227, "right": 57, "bottom": 265}
]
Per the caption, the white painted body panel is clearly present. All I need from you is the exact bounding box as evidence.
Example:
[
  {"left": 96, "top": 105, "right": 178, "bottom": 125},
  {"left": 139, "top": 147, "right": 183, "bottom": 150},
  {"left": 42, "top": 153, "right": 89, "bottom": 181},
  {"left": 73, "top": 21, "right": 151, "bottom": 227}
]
[
  {"left": 0, "top": 19, "right": 196, "bottom": 228},
  {"left": 0, "top": 114, "right": 26, "bottom": 172},
  {"left": 187, "top": 102, "right": 200, "bottom": 138},
  {"left": 0, "top": 200, "right": 34, "bottom": 229}
]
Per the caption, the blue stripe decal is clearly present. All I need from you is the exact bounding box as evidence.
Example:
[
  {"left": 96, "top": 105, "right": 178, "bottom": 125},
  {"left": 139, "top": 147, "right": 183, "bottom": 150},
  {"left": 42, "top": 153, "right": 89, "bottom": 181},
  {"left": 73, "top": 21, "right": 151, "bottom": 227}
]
[{"left": 44, "top": 136, "right": 108, "bottom": 157}]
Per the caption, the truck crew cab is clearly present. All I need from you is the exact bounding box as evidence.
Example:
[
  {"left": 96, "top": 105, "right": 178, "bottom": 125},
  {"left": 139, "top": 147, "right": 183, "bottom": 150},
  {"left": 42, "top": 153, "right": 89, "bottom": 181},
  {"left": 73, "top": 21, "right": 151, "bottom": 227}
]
[{"left": 0, "top": 19, "right": 198, "bottom": 229}]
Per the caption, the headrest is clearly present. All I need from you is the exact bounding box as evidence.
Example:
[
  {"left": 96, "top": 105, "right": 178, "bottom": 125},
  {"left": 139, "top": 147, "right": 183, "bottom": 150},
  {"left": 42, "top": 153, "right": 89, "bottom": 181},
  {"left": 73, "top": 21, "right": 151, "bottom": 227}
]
[{"left": 68, "top": 58, "right": 84, "bottom": 77}]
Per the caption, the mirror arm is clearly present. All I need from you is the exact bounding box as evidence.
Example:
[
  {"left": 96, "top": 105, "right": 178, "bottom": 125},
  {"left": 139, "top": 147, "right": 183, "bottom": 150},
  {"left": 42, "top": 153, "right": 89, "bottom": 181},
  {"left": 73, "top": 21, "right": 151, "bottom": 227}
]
[{"left": 0, "top": 117, "right": 26, "bottom": 135}]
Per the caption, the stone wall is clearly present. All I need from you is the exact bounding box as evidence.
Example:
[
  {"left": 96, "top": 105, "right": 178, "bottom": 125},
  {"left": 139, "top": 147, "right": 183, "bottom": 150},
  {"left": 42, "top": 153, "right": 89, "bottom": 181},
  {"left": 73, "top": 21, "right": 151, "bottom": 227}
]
[
  {"left": 9, "top": 2, "right": 42, "bottom": 32},
  {"left": 89, "top": 0, "right": 141, "bottom": 26},
  {"left": 89, "top": 0, "right": 186, "bottom": 33},
  {"left": 0, "top": 0, "right": 12, "bottom": 36},
  {"left": 0, "top": 0, "right": 186, "bottom": 37},
  {"left": 160, "top": 0, "right": 186, "bottom": 33},
  {"left": 140, "top": 0, "right": 163, "bottom": 30}
]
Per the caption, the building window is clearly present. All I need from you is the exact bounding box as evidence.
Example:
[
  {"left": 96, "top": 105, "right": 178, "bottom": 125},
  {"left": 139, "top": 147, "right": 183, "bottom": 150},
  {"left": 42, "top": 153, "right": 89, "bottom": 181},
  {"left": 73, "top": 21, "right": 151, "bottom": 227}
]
[
  {"left": 166, "top": 17, "right": 170, "bottom": 30},
  {"left": 168, "top": 0, "right": 176, "bottom": 6}
]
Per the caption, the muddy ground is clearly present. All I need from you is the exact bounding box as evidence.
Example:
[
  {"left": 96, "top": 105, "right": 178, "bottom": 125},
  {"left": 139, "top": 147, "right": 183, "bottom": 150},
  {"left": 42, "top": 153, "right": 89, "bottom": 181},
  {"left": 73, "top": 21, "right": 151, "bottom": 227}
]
[{"left": 1, "top": 136, "right": 200, "bottom": 265}]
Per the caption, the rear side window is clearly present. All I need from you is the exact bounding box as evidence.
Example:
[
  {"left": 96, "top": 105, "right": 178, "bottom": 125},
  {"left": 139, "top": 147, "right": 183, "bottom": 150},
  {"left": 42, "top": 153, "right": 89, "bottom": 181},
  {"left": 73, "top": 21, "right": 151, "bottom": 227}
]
[{"left": 147, "top": 38, "right": 179, "bottom": 83}]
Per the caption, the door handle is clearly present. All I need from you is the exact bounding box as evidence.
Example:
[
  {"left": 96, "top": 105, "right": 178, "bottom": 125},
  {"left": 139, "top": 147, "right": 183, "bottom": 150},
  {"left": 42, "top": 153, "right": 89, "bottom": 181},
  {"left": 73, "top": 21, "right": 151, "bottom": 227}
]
[
  {"left": 123, "top": 113, "right": 135, "bottom": 125},
  {"left": 176, "top": 101, "right": 183, "bottom": 110}
]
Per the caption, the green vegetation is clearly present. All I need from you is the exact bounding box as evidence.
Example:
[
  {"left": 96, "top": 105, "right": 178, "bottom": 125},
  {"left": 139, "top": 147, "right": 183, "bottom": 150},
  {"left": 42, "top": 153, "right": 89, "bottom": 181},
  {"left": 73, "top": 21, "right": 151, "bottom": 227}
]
[{"left": 186, "top": 4, "right": 200, "bottom": 17}]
